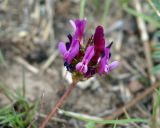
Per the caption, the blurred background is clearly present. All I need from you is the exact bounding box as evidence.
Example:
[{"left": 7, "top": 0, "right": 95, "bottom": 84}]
[{"left": 0, "top": 0, "right": 160, "bottom": 127}]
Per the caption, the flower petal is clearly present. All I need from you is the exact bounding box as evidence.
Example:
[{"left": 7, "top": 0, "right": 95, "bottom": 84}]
[
  {"left": 98, "top": 48, "right": 110, "bottom": 74},
  {"left": 104, "top": 47, "right": 110, "bottom": 59},
  {"left": 69, "top": 20, "right": 76, "bottom": 31},
  {"left": 108, "top": 61, "right": 119, "bottom": 71},
  {"left": 92, "top": 26, "right": 105, "bottom": 63},
  {"left": 66, "top": 39, "right": 80, "bottom": 63},
  {"left": 105, "top": 61, "right": 119, "bottom": 73},
  {"left": 98, "top": 57, "right": 106, "bottom": 75},
  {"left": 74, "top": 19, "right": 86, "bottom": 44},
  {"left": 82, "top": 46, "right": 95, "bottom": 64},
  {"left": 58, "top": 42, "right": 67, "bottom": 56},
  {"left": 76, "top": 62, "right": 88, "bottom": 73},
  {"left": 76, "top": 46, "right": 94, "bottom": 73}
]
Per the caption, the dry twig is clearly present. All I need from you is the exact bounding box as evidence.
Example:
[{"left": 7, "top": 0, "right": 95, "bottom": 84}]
[
  {"left": 104, "top": 83, "right": 160, "bottom": 120},
  {"left": 133, "top": 0, "right": 160, "bottom": 125},
  {"left": 14, "top": 56, "right": 39, "bottom": 74},
  {"left": 133, "top": 0, "right": 155, "bottom": 83}
]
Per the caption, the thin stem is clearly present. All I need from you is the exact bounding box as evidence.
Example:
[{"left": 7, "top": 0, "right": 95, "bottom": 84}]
[
  {"left": 22, "top": 67, "right": 26, "bottom": 97},
  {"left": 59, "top": 109, "right": 147, "bottom": 124},
  {"left": 147, "top": 0, "right": 160, "bottom": 17},
  {"left": 39, "top": 81, "right": 77, "bottom": 128},
  {"left": 79, "top": 0, "right": 86, "bottom": 19},
  {"left": 101, "top": 0, "right": 112, "bottom": 26}
]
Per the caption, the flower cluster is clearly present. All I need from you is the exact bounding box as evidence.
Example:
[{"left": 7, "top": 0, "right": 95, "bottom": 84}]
[{"left": 58, "top": 19, "right": 119, "bottom": 79}]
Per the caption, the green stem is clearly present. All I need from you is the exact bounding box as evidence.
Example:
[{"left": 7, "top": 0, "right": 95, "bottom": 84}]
[
  {"left": 79, "top": 0, "right": 87, "bottom": 19},
  {"left": 59, "top": 109, "right": 148, "bottom": 124},
  {"left": 101, "top": 0, "right": 112, "bottom": 26}
]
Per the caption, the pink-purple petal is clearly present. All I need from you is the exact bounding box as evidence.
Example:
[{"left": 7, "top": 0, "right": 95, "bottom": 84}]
[
  {"left": 70, "top": 19, "right": 86, "bottom": 44},
  {"left": 82, "top": 46, "right": 95, "bottom": 64},
  {"left": 69, "top": 20, "right": 76, "bottom": 31},
  {"left": 98, "top": 48, "right": 110, "bottom": 74},
  {"left": 108, "top": 61, "right": 119, "bottom": 71},
  {"left": 98, "top": 57, "right": 106, "bottom": 75},
  {"left": 104, "top": 65, "right": 109, "bottom": 73},
  {"left": 74, "top": 19, "right": 86, "bottom": 44},
  {"left": 76, "top": 62, "right": 88, "bottom": 73},
  {"left": 76, "top": 45, "right": 94, "bottom": 73},
  {"left": 104, "top": 47, "right": 110, "bottom": 59},
  {"left": 66, "top": 39, "right": 80, "bottom": 63},
  {"left": 104, "top": 61, "right": 119, "bottom": 73},
  {"left": 58, "top": 42, "right": 67, "bottom": 56}
]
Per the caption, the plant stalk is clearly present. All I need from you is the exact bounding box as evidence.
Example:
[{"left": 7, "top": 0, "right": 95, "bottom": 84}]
[{"left": 39, "top": 81, "right": 77, "bottom": 128}]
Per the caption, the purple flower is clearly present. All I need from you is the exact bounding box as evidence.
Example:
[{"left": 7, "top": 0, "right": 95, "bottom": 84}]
[
  {"left": 98, "top": 45, "right": 119, "bottom": 75},
  {"left": 91, "top": 26, "right": 105, "bottom": 63},
  {"left": 76, "top": 46, "right": 94, "bottom": 73},
  {"left": 58, "top": 38, "right": 80, "bottom": 64},
  {"left": 105, "top": 61, "right": 119, "bottom": 73},
  {"left": 58, "top": 19, "right": 86, "bottom": 64},
  {"left": 58, "top": 19, "right": 119, "bottom": 79},
  {"left": 98, "top": 47, "right": 110, "bottom": 75},
  {"left": 70, "top": 19, "right": 86, "bottom": 45}
]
